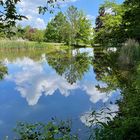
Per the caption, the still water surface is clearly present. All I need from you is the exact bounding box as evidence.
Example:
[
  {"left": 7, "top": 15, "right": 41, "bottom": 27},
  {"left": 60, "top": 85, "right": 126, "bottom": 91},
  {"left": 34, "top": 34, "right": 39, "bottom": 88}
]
[{"left": 0, "top": 47, "right": 120, "bottom": 139}]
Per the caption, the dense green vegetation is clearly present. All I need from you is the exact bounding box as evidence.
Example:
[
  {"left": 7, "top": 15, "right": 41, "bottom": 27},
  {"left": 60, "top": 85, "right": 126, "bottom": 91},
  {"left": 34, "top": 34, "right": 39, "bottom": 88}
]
[
  {"left": 94, "top": 0, "right": 140, "bottom": 46},
  {"left": 91, "top": 40, "right": 140, "bottom": 140},
  {"left": 45, "top": 7, "right": 92, "bottom": 45},
  {"left": 0, "top": 0, "right": 140, "bottom": 139},
  {"left": 0, "top": 6, "right": 92, "bottom": 46},
  {"left": 13, "top": 119, "right": 78, "bottom": 140}
]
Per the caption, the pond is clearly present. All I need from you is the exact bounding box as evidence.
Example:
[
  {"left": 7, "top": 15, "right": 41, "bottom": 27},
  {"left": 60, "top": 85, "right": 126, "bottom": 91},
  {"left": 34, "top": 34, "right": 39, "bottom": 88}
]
[{"left": 0, "top": 47, "right": 121, "bottom": 139}]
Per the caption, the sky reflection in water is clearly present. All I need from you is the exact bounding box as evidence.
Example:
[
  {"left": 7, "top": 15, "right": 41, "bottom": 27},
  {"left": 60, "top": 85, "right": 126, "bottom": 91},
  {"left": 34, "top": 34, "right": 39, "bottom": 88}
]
[{"left": 0, "top": 48, "right": 120, "bottom": 138}]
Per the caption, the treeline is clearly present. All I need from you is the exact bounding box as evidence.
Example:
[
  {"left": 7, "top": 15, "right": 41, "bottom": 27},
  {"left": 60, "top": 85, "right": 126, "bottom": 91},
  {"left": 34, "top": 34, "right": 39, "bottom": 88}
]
[
  {"left": 45, "top": 6, "right": 92, "bottom": 45},
  {"left": 0, "top": 6, "right": 93, "bottom": 46},
  {"left": 94, "top": 0, "right": 140, "bottom": 47}
]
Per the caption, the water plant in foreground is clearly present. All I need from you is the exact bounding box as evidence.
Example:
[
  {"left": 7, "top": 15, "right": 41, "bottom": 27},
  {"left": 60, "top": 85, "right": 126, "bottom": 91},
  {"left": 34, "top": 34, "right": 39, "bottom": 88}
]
[{"left": 13, "top": 118, "right": 78, "bottom": 140}]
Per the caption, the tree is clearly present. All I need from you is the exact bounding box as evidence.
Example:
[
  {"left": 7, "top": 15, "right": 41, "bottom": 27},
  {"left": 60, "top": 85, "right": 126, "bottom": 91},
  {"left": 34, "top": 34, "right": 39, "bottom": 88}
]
[
  {"left": 123, "top": 0, "right": 140, "bottom": 42},
  {"left": 66, "top": 6, "right": 80, "bottom": 45},
  {"left": 75, "top": 12, "right": 92, "bottom": 45},
  {"left": 22, "top": 26, "right": 45, "bottom": 42},
  {"left": 15, "top": 24, "right": 25, "bottom": 39},
  {"left": 0, "top": 0, "right": 66, "bottom": 37},
  {"left": 46, "top": 48, "right": 92, "bottom": 84},
  {"left": 0, "top": 63, "right": 8, "bottom": 80},
  {"left": 45, "top": 12, "right": 68, "bottom": 42},
  {"left": 45, "top": 6, "right": 92, "bottom": 45},
  {"left": 33, "top": 29, "right": 45, "bottom": 42},
  {"left": 0, "top": 0, "right": 26, "bottom": 36},
  {"left": 94, "top": 0, "right": 125, "bottom": 46}
]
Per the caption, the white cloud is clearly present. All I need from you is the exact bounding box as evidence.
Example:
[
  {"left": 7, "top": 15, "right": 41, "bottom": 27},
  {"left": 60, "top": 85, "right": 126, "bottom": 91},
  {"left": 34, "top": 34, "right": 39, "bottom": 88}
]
[
  {"left": 17, "top": 0, "right": 46, "bottom": 29},
  {"left": 4, "top": 50, "right": 120, "bottom": 106},
  {"left": 82, "top": 82, "right": 113, "bottom": 104},
  {"left": 35, "top": 18, "right": 46, "bottom": 29},
  {"left": 86, "top": 15, "right": 95, "bottom": 21},
  {"left": 80, "top": 104, "right": 119, "bottom": 126},
  {"left": 17, "top": 0, "right": 77, "bottom": 29},
  {"left": 6, "top": 57, "right": 78, "bottom": 106}
]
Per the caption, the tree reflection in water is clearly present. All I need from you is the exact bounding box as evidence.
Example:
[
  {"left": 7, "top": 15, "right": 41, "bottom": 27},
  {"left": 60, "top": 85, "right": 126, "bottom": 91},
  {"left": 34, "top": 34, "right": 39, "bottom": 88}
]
[
  {"left": 2, "top": 45, "right": 140, "bottom": 139},
  {"left": 85, "top": 45, "right": 140, "bottom": 140},
  {"left": 0, "top": 62, "right": 7, "bottom": 80},
  {"left": 46, "top": 48, "right": 93, "bottom": 84}
]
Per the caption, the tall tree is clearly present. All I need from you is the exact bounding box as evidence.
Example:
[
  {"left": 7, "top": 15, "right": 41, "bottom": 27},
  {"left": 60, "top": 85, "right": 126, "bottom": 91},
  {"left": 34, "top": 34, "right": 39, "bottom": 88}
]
[
  {"left": 45, "top": 12, "right": 68, "bottom": 42},
  {"left": 75, "top": 12, "right": 92, "bottom": 45},
  {"left": 65, "top": 6, "right": 92, "bottom": 45},
  {"left": 66, "top": 6, "right": 80, "bottom": 45},
  {"left": 123, "top": 0, "right": 140, "bottom": 42},
  {"left": 94, "top": 0, "right": 125, "bottom": 46}
]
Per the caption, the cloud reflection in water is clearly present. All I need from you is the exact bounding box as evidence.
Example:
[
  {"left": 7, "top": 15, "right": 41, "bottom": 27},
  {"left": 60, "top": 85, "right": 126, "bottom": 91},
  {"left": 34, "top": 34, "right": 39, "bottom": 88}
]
[{"left": 5, "top": 56, "right": 119, "bottom": 114}]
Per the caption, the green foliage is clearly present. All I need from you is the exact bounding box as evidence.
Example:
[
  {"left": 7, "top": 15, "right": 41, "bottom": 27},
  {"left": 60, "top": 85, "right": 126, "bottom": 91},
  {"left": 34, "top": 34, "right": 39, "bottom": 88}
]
[
  {"left": 91, "top": 44, "right": 140, "bottom": 140},
  {"left": 14, "top": 119, "right": 78, "bottom": 140},
  {"left": 119, "top": 39, "right": 140, "bottom": 66},
  {"left": 45, "top": 6, "right": 92, "bottom": 45},
  {"left": 94, "top": 0, "right": 125, "bottom": 46},
  {"left": 45, "top": 12, "right": 68, "bottom": 43},
  {"left": 66, "top": 6, "right": 92, "bottom": 45},
  {"left": 0, "top": 0, "right": 66, "bottom": 39},
  {"left": 46, "top": 48, "right": 92, "bottom": 84},
  {"left": 0, "top": 63, "right": 8, "bottom": 80},
  {"left": 75, "top": 12, "right": 93, "bottom": 45},
  {"left": 0, "top": 0, "right": 26, "bottom": 37},
  {"left": 123, "top": 0, "right": 140, "bottom": 41},
  {"left": 23, "top": 26, "right": 45, "bottom": 42},
  {"left": 94, "top": 0, "right": 140, "bottom": 46},
  {"left": 38, "top": 0, "right": 65, "bottom": 14}
]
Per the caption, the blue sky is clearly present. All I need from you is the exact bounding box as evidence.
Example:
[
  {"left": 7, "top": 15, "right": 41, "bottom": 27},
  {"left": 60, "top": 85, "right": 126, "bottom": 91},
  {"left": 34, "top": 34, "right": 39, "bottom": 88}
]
[{"left": 17, "top": 0, "right": 124, "bottom": 29}]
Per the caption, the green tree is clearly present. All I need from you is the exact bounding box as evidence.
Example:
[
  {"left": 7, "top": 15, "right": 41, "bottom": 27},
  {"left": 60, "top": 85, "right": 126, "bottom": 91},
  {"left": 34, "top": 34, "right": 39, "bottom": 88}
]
[
  {"left": 45, "top": 12, "right": 67, "bottom": 43},
  {"left": 45, "top": 6, "right": 92, "bottom": 45},
  {"left": 46, "top": 48, "right": 92, "bottom": 84},
  {"left": 0, "top": 0, "right": 65, "bottom": 38},
  {"left": 0, "top": 0, "right": 26, "bottom": 37},
  {"left": 94, "top": 0, "right": 125, "bottom": 46},
  {"left": 23, "top": 26, "right": 44, "bottom": 42},
  {"left": 123, "top": 0, "right": 140, "bottom": 42},
  {"left": 32, "top": 29, "right": 45, "bottom": 42},
  {"left": 0, "top": 63, "right": 8, "bottom": 80},
  {"left": 75, "top": 12, "right": 92, "bottom": 45},
  {"left": 66, "top": 6, "right": 80, "bottom": 45}
]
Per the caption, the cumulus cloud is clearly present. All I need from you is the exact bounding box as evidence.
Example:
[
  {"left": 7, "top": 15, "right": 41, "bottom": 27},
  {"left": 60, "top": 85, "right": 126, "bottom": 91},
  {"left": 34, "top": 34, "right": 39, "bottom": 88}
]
[
  {"left": 17, "top": 0, "right": 45, "bottom": 29},
  {"left": 6, "top": 57, "right": 78, "bottom": 106},
  {"left": 5, "top": 51, "right": 120, "bottom": 106},
  {"left": 82, "top": 82, "right": 113, "bottom": 104},
  {"left": 17, "top": 0, "right": 77, "bottom": 29}
]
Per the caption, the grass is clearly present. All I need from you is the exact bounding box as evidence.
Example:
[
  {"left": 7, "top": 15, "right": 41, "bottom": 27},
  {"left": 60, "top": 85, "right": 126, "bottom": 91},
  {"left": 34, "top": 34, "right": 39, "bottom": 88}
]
[{"left": 0, "top": 39, "right": 68, "bottom": 50}]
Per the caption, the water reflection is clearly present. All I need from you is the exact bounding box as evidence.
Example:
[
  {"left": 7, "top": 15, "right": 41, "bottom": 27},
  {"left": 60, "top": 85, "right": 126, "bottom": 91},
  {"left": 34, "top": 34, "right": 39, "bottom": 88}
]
[
  {"left": 0, "top": 47, "right": 121, "bottom": 138},
  {"left": 6, "top": 51, "right": 118, "bottom": 105},
  {"left": 6, "top": 57, "right": 78, "bottom": 105},
  {"left": 0, "top": 62, "right": 7, "bottom": 80},
  {"left": 46, "top": 48, "right": 93, "bottom": 84},
  {"left": 80, "top": 103, "right": 119, "bottom": 127}
]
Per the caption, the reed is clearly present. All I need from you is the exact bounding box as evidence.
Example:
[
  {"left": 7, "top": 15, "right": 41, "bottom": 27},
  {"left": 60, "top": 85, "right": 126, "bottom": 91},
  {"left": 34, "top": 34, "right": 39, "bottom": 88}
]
[{"left": 0, "top": 40, "right": 65, "bottom": 50}]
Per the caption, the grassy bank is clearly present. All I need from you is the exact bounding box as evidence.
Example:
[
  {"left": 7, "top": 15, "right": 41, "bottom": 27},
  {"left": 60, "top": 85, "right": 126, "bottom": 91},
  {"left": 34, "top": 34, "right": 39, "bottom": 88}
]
[{"left": 0, "top": 40, "right": 67, "bottom": 50}]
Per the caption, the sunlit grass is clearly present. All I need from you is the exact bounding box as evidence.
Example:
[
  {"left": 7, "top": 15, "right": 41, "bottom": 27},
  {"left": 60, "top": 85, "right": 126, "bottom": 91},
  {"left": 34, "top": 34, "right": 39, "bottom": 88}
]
[{"left": 0, "top": 40, "right": 67, "bottom": 50}]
